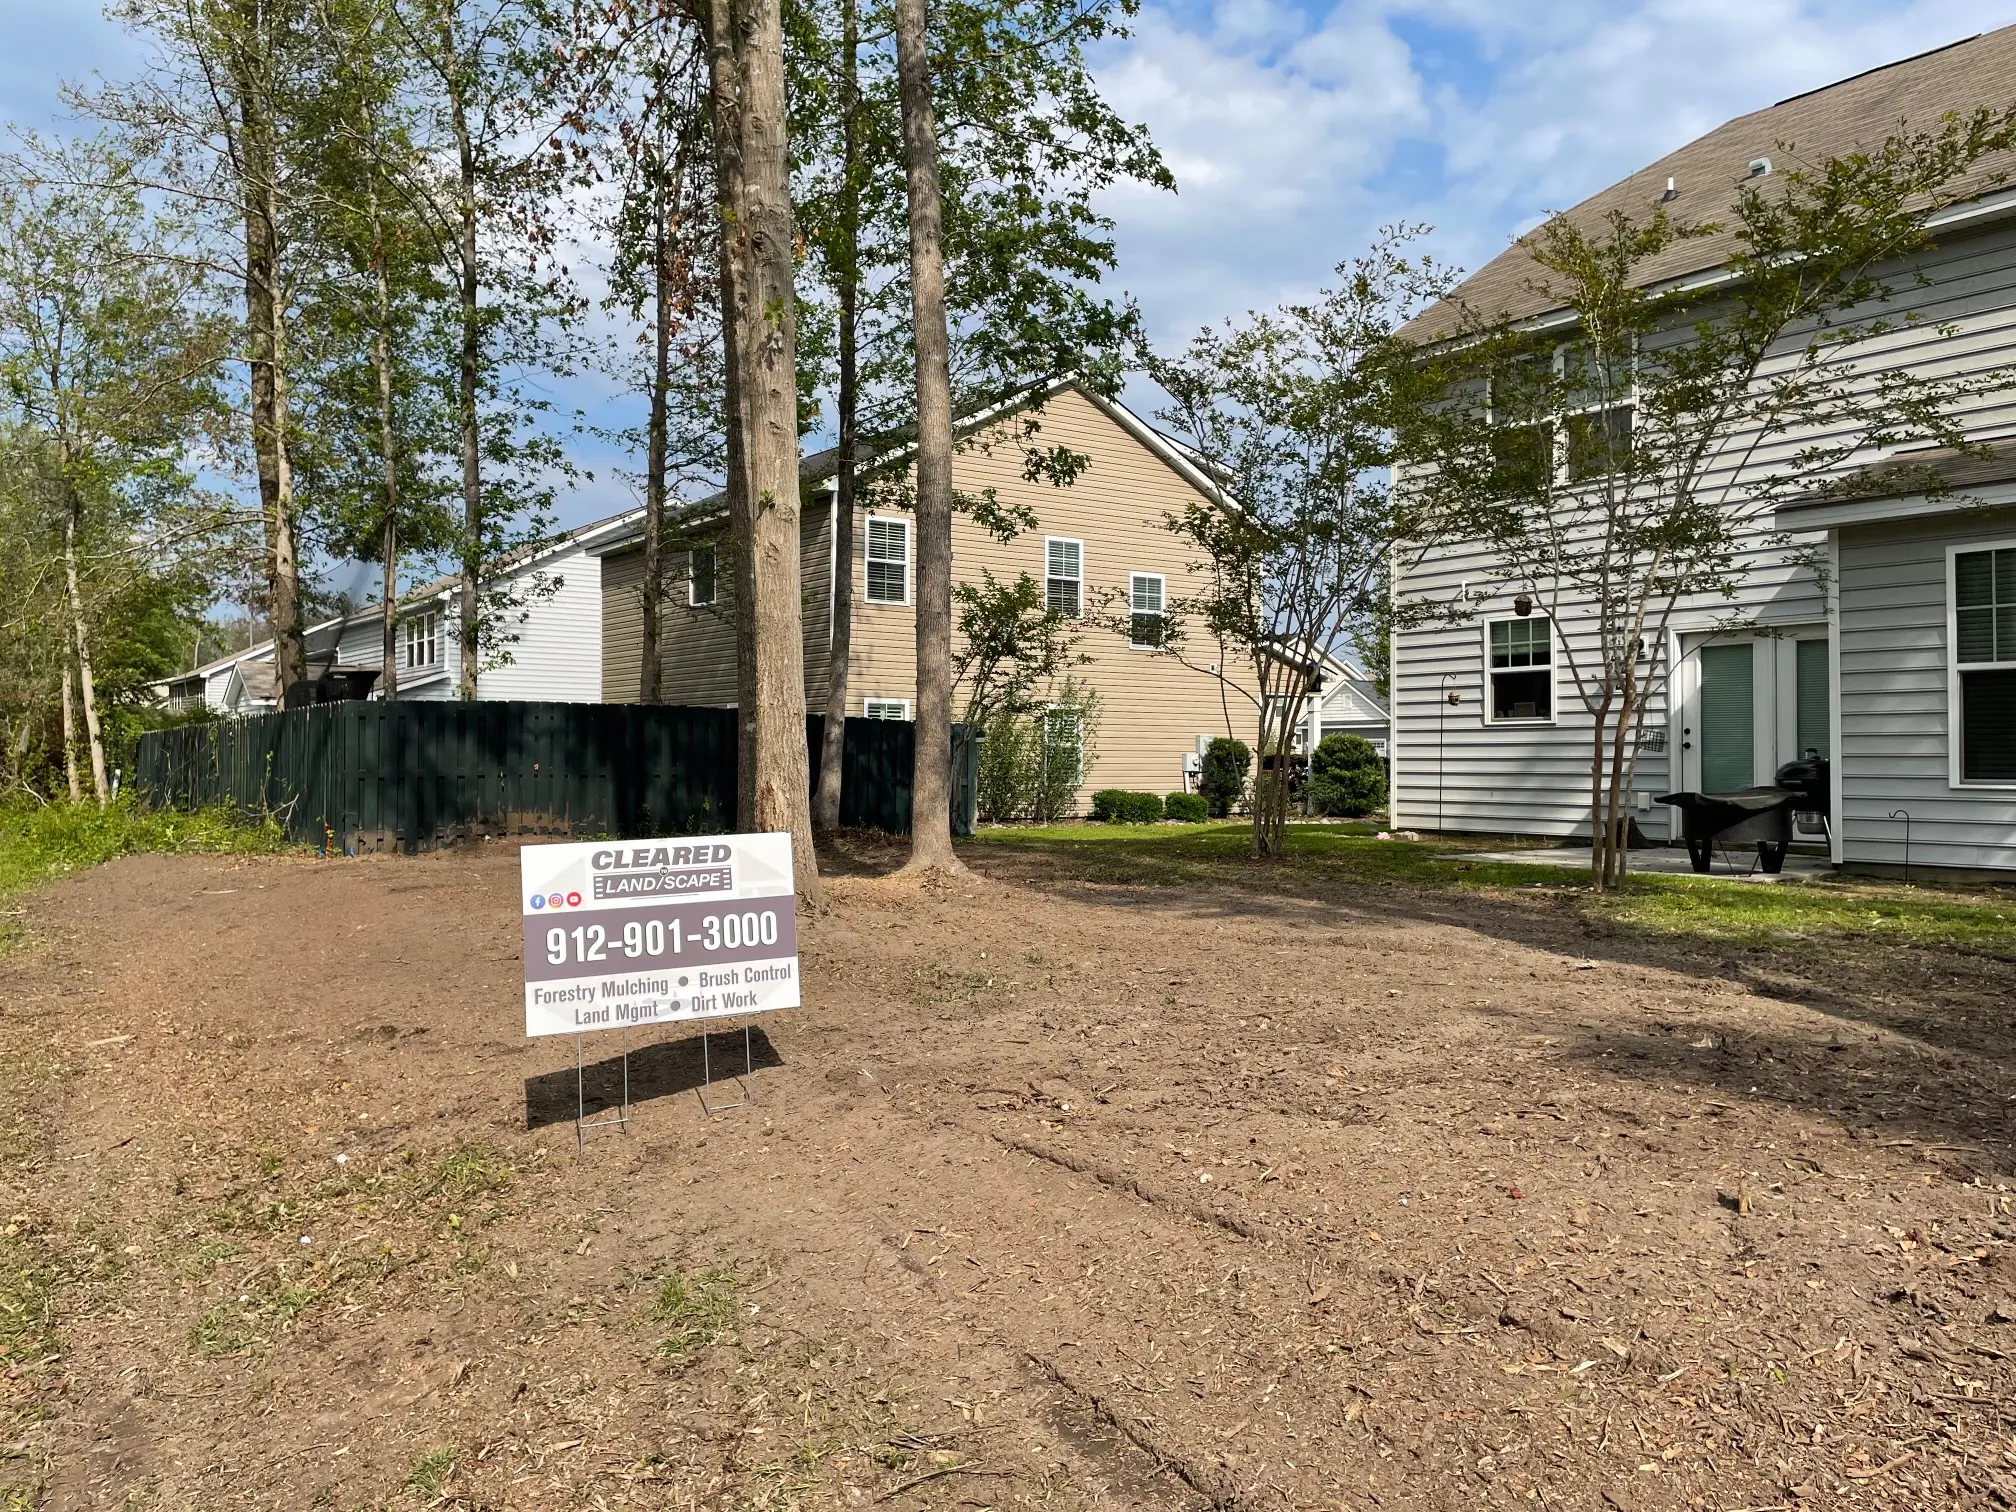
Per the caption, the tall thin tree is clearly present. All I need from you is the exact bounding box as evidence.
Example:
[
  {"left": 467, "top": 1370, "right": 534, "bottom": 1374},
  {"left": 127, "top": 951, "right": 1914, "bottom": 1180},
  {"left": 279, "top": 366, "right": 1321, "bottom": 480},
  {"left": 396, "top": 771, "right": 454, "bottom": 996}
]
[
  {"left": 703, "top": 0, "right": 819, "bottom": 894},
  {"left": 892, "top": 0, "right": 959, "bottom": 871}
]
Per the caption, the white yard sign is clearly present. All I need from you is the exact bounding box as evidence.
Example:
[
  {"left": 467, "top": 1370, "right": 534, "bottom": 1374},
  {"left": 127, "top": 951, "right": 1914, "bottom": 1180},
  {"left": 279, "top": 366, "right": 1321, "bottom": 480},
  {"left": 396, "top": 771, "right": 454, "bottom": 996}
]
[{"left": 519, "top": 833, "right": 800, "bottom": 1038}]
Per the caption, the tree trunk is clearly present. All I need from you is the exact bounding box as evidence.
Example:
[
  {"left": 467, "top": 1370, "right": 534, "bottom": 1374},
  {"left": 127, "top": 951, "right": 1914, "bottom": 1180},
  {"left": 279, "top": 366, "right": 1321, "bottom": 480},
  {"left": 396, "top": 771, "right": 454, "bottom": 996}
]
[
  {"left": 1588, "top": 687, "right": 1615, "bottom": 888},
  {"left": 61, "top": 503, "right": 108, "bottom": 805},
  {"left": 236, "top": 57, "right": 303, "bottom": 703},
  {"left": 893, "top": 0, "right": 961, "bottom": 874},
  {"left": 812, "top": 0, "right": 861, "bottom": 837},
  {"left": 441, "top": 11, "right": 483, "bottom": 702},
  {"left": 1603, "top": 646, "right": 1642, "bottom": 889},
  {"left": 704, "top": 0, "right": 756, "bottom": 828},
  {"left": 58, "top": 642, "right": 80, "bottom": 804},
  {"left": 715, "top": 0, "right": 819, "bottom": 897},
  {"left": 373, "top": 194, "right": 400, "bottom": 701},
  {"left": 640, "top": 148, "right": 672, "bottom": 704}
]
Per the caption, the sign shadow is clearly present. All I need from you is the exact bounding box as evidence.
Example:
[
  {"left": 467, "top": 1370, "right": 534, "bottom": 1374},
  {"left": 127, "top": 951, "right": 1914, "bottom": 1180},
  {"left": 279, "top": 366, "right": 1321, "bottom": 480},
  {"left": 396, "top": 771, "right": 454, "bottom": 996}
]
[{"left": 523, "top": 1026, "right": 784, "bottom": 1130}]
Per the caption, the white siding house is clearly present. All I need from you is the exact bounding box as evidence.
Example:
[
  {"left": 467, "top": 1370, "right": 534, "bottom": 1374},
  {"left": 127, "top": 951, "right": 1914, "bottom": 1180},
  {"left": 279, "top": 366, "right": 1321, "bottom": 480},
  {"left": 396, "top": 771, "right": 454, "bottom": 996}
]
[
  {"left": 1390, "top": 25, "right": 2016, "bottom": 875},
  {"left": 154, "top": 510, "right": 638, "bottom": 711}
]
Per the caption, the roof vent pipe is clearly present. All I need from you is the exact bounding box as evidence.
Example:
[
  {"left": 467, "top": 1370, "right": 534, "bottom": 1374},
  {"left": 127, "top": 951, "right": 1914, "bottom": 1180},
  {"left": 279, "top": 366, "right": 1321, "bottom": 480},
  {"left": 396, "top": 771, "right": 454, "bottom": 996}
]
[
  {"left": 1748, "top": 156, "right": 1773, "bottom": 178},
  {"left": 1661, "top": 176, "right": 1679, "bottom": 202}
]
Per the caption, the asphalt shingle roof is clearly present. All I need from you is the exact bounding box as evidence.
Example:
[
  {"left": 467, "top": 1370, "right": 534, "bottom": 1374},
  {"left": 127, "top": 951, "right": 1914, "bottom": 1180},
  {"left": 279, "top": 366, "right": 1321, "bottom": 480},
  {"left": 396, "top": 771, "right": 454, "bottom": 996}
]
[{"left": 1401, "top": 26, "right": 2016, "bottom": 343}]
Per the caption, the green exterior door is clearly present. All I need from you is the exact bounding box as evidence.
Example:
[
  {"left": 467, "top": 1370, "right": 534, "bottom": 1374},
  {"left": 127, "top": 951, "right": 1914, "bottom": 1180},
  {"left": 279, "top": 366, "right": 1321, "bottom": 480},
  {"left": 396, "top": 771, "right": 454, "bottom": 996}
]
[
  {"left": 1698, "top": 642, "right": 1755, "bottom": 792},
  {"left": 1794, "top": 639, "right": 1830, "bottom": 760}
]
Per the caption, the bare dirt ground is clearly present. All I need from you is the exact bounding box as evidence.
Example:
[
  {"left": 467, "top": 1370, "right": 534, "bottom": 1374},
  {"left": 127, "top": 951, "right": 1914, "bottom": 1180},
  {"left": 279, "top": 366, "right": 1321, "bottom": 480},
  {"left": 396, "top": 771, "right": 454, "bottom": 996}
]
[{"left": 2, "top": 839, "right": 2015, "bottom": 1512}]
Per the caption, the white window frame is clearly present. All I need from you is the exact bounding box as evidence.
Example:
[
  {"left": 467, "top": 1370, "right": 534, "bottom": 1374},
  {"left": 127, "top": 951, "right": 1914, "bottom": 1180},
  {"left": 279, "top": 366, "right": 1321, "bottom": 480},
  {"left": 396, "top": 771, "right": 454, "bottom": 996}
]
[
  {"left": 865, "top": 514, "right": 911, "bottom": 606},
  {"left": 1128, "top": 572, "right": 1166, "bottom": 650},
  {"left": 402, "top": 611, "right": 440, "bottom": 671},
  {"left": 1946, "top": 537, "right": 2016, "bottom": 789},
  {"left": 863, "top": 697, "right": 912, "bottom": 720},
  {"left": 1041, "top": 701, "right": 1086, "bottom": 788},
  {"left": 1481, "top": 614, "right": 1557, "bottom": 726},
  {"left": 1487, "top": 339, "right": 1635, "bottom": 487},
  {"left": 1045, "top": 536, "right": 1083, "bottom": 619},
  {"left": 688, "top": 543, "right": 718, "bottom": 607}
]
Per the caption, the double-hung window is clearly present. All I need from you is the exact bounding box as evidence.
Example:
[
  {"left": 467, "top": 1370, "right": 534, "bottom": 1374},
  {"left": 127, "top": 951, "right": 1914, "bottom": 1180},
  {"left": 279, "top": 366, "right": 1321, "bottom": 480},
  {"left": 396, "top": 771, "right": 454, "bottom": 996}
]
[
  {"left": 1129, "top": 573, "right": 1166, "bottom": 649},
  {"left": 1953, "top": 544, "right": 2016, "bottom": 783},
  {"left": 688, "top": 544, "right": 718, "bottom": 606},
  {"left": 1486, "top": 616, "right": 1553, "bottom": 722},
  {"left": 1046, "top": 538, "right": 1082, "bottom": 618},
  {"left": 863, "top": 697, "right": 912, "bottom": 720},
  {"left": 402, "top": 611, "right": 439, "bottom": 671},
  {"left": 866, "top": 516, "right": 909, "bottom": 604},
  {"left": 1561, "top": 340, "right": 1634, "bottom": 481},
  {"left": 1489, "top": 341, "right": 1634, "bottom": 488}
]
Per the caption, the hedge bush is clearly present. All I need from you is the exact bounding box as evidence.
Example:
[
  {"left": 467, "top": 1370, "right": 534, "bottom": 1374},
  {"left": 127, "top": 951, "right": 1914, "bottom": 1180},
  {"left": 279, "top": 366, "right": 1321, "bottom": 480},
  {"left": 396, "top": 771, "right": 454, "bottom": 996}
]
[
  {"left": 1308, "top": 732, "right": 1387, "bottom": 817},
  {"left": 1089, "top": 789, "right": 1164, "bottom": 824},
  {"left": 1199, "top": 737, "right": 1250, "bottom": 818},
  {"left": 1163, "top": 791, "right": 1208, "bottom": 822}
]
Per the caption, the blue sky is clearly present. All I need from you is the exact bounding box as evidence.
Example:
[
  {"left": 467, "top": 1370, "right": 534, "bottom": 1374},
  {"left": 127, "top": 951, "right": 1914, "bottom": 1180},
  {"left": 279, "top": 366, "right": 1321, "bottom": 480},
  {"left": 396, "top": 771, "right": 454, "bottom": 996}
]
[{"left": 10, "top": 0, "right": 2016, "bottom": 545}]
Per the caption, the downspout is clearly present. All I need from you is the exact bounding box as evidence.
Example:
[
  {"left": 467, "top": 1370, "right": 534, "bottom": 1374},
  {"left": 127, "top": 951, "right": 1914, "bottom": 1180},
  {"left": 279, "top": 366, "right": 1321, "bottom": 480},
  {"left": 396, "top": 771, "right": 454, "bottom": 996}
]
[{"left": 1826, "top": 530, "right": 1845, "bottom": 868}]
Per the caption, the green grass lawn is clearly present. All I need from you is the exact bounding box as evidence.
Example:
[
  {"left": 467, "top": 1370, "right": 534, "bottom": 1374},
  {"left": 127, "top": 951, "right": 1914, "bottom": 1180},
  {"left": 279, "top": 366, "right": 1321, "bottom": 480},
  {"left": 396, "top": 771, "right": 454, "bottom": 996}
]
[
  {"left": 962, "top": 820, "right": 2016, "bottom": 953},
  {"left": 0, "top": 799, "right": 290, "bottom": 944}
]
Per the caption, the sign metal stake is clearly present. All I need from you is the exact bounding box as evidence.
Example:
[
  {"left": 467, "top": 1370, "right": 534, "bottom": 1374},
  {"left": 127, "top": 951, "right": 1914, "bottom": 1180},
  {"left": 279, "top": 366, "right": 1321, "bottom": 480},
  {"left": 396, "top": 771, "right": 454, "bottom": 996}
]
[
  {"left": 575, "top": 1029, "right": 632, "bottom": 1149},
  {"left": 698, "top": 1020, "right": 755, "bottom": 1118}
]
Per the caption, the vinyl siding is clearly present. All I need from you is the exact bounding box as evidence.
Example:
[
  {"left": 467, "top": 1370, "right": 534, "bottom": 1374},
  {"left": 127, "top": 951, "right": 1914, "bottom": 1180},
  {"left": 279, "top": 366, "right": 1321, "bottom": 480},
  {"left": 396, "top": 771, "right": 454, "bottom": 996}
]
[
  {"left": 1836, "top": 506, "right": 2016, "bottom": 872},
  {"left": 600, "top": 387, "right": 1259, "bottom": 804},
  {"left": 602, "top": 537, "right": 739, "bottom": 705},
  {"left": 840, "top": 388, "right": 1258, "bottom": 802},
  {"left": 472, "top": 544, "right": 604, "bottom": 701},
  {"left": 1392, "top": 214, "right": 2016, "bottom": 840}
]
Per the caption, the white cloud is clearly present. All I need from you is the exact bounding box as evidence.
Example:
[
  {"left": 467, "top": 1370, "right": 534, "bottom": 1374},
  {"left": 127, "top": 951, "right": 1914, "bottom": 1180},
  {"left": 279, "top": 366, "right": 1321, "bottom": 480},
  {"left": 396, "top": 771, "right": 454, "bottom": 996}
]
[{"left": 1097, "top": 0, "right": 2016, "bottom": 376}]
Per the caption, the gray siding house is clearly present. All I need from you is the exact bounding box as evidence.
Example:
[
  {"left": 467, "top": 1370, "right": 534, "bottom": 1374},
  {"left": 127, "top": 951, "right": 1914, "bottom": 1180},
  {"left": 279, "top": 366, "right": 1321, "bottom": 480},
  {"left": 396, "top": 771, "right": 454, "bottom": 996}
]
[{"left": 1390, "top": 26, "right": 2016, "bottom": 876}]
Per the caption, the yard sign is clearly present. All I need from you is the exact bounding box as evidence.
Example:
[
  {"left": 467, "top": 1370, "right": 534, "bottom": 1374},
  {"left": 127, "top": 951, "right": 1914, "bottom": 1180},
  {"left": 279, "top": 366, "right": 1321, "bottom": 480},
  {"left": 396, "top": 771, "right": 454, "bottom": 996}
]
[{"left": 519, "top": 833, "right": 800, "bottom": 1038}]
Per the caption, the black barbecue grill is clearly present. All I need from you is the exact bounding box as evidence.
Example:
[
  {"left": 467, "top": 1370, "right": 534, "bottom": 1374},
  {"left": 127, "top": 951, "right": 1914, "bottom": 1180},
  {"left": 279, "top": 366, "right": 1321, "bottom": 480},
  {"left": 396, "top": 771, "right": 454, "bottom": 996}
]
[{"left": 1656, "top": 757, "right": 1830, "bottom": 874}]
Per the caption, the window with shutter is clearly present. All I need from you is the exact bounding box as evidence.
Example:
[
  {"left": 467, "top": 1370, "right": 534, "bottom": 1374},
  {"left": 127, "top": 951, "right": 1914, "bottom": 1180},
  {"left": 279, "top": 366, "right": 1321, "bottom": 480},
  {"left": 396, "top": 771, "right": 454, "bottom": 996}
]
[
  {"left": 866, "top": 517, "right": 909, "bottom": 604},
  {"left": 1129, "top": 573, "right": 1165, "bottom": 648},
  {"left": 1045, "top": 538, "right": 1082, "bottom": 618}
]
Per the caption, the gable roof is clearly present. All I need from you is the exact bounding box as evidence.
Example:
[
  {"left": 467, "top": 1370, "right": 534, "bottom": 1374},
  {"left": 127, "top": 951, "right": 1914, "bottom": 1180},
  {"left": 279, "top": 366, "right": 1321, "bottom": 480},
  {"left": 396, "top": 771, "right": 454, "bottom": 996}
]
[
  {"left": 589, "top": 378, "right": 1231, "bottom": 554},
  {"left": 1402, "top": 25, "right": 2016, "bottom": 344}
]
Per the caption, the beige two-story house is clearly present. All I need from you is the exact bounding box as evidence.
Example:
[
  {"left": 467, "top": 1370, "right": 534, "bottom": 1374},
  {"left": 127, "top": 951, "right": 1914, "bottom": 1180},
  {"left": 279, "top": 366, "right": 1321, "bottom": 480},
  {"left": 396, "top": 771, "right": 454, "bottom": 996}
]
[{"left": 598, "top": 380, "right": 1258, "bottom": 803}]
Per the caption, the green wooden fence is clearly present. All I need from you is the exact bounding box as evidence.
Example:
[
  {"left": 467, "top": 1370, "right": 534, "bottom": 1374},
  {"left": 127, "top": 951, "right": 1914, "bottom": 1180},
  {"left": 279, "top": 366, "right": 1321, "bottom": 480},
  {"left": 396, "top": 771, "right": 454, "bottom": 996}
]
[{"left": 132, "top": 701, "right": 976, "bottom": 852}]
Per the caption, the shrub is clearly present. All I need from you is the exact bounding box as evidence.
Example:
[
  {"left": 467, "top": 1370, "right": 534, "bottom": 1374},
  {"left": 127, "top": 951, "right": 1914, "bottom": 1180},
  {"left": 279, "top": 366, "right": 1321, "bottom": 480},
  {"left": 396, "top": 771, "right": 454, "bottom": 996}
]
[
  {"left": 1198, "top": 737, "right": 1250, "bottom": 818},
  {"left": 1090, "top": 789, "right": 1163, "bottom": 824},
  {"left": 1163, "top": 791, "right": 1208, "bottom": 822},
  {"left": 1308, "top": 733, "right": 1387, "bottom": 817},
  {"left": 974, "top": 679, "right": 1100, "bottom": 823}
]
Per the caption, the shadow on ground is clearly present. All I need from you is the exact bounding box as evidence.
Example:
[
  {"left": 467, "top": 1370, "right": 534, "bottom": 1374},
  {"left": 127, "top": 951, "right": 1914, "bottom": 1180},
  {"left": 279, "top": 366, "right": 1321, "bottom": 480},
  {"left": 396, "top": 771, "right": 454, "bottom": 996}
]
[
  {"left": 951, "top": 837, "right": 2016, "bottom": 1167},
  {"left": 524, "top": 1024, "right": 784, "bottom": 1129}
]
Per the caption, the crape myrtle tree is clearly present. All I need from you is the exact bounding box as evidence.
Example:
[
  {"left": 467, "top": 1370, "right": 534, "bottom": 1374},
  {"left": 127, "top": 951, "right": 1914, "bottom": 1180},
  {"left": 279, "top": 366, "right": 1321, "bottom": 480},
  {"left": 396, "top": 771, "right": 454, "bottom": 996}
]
[
  {"left": 1136, "top": 229, "right": 1463, "bottom": 860},
  {"left": 0, "top": 139, "right": 232, "bottom": 802},
  {"left": 789, "top": 0, "right": 1170, "bottom": 837},
  {"left": 1416, "top": 108, "right": 2016, "bottom": 890}
]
